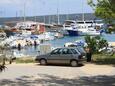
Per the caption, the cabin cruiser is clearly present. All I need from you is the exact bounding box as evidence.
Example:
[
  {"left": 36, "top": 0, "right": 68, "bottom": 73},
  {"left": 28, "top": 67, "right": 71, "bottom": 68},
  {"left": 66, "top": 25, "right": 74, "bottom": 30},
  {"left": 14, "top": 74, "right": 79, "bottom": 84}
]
[
  {"left": 77, "top": 20, "right": 101, "bottom": 36},
  {"left": 63, "top": 20, "right": 101, "bottom": 36},
  {"left": 63, "top": 20, "right": 78, "bottom": 36}
]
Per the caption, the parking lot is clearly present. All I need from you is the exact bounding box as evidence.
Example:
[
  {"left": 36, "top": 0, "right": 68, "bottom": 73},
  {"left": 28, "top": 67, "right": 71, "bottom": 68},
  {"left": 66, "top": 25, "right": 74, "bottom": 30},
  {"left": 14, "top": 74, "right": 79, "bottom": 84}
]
[{"left": 0, "top": 63, "right": 115, "bottom": 86}]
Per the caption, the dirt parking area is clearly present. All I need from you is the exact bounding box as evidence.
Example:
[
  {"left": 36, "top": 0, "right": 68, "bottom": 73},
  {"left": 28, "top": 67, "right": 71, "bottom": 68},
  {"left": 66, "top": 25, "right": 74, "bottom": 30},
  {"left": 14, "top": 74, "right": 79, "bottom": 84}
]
[{"left": 0, "top": 63, "right": 115, "bottom": 86}]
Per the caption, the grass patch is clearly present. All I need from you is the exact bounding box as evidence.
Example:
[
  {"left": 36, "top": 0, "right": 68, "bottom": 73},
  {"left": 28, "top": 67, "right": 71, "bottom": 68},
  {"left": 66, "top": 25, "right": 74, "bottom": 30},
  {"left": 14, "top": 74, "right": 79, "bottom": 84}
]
[
  {"left": 92, "top": 54, "right": 115, "bottom": 65},
  {"left": 15, "top": 57, "right": 35, "bottom": 63}
]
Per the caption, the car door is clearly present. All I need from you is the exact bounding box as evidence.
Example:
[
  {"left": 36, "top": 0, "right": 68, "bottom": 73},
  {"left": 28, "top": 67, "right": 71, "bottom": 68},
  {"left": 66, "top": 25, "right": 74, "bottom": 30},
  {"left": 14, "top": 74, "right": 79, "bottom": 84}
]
[
  {"left": 47, "top": 48, "right": 62, "bottom": 64},
  {"left": 59, "top": 48, "right": 73, "bottom": 64}
]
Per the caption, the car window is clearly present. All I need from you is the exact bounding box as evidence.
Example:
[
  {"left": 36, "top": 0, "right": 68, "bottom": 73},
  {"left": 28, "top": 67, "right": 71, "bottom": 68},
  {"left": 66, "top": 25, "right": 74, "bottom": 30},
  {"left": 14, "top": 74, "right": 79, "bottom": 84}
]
[
  {"left": 62, "top": 49, "right": 67, "bottom": 54},
  {"left": 51, "top": 48, "right": 62, "bottom": 55},
  {"left": 62, "top": 49, "right": 72, "bottom": 54},
  {"left": 77, "top": 46, "right": 86, "bottom": 53},
  {"left": 58, "top": 49, "right": 63, "bottom": 54},
  {"left": 51, "top": 49, "right": 60, "bottom": 54},
  {"left": 67, "top": 49, "right": 72, "bottom": 54},
  {"left": 71, "top": 49, "right": 78, "bottom": 54}
]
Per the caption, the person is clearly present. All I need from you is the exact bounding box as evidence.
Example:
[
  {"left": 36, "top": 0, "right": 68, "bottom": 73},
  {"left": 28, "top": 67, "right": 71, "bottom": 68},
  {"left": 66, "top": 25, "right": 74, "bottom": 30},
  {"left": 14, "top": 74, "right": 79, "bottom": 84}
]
[
  {"left": 34, "top": 40, "right": 37, "bottom": 47},
  {"left": 85, "top": 47, "right": 92, "bottom": 62},
  {"left": 34, "top": 40, "right": 37, "bottom": 49},
  {"left": 18, "top": 43, "right": 21, "bottom": 51}
]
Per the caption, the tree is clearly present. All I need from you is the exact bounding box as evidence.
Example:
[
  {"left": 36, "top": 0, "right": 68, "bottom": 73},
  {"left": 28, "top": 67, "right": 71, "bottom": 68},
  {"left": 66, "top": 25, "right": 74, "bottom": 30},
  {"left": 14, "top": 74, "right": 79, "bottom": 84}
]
[
  {"left": 85, "top": 35, "right": 108, "bottom": 53},
  {"left": 87, "top": 0, "right": 115, "bottom": 24},
  {"left": 0, "top": 44, "right": 11, "bottom": 72}
]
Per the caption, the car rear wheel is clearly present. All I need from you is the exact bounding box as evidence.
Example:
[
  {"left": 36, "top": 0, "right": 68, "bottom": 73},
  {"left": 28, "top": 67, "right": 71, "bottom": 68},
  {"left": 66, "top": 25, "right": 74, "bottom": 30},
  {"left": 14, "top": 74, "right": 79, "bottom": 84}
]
[
  {"left": 70, "top": 60, "right": 78, "bottom": 67},
  {"left": 39, "top": 59, "right": 47, "bottom": 65}
]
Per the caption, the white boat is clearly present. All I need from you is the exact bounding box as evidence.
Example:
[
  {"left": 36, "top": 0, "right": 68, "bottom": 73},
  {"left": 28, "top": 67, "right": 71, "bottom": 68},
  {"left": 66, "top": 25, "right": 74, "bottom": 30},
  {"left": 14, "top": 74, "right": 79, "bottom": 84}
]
[
  {"left": 63, "top": 20, "right": 79, "bottom": 36},
  {"left": 15, "top": 21, "right": 37, "bottom": 30},
  {"left": 37, "top": 32, "right": 55, "bottom": 41},
  {"left": 77, "top": 20, "right": 101, "bottom": 36},
  {"left": 63, "top": 20, "right": 100, "bottom": 36}
]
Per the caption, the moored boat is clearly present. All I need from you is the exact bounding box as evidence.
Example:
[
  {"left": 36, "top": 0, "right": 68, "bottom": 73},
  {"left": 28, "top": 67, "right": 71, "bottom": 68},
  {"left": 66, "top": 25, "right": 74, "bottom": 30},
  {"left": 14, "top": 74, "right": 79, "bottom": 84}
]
[{"left": 63, "top": 20, "right": 79, "bottom": 36}]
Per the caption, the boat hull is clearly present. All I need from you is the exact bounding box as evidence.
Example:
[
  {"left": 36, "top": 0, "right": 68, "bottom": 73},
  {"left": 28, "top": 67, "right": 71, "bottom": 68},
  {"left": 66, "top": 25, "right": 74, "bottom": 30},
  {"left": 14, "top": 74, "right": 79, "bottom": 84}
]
[
  {"left": 67, "top": 30, "right": 79, "bottom": 36},
  {"left": 78, "top": 31, "right": 100, "bottom": 36}
]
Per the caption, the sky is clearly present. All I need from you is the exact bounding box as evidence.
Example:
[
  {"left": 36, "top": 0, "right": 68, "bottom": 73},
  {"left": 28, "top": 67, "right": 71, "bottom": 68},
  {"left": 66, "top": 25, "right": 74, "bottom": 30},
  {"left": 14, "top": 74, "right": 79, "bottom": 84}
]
[{"left": 0, "top": 0, "right": 94, "bottom": 17}]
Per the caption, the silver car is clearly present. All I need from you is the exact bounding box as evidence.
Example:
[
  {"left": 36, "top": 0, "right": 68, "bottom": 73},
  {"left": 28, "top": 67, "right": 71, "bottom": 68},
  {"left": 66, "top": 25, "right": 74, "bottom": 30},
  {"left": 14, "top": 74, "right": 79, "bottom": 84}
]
[{"left": 35, "top": 47, "right": 85, "bottom": 67}]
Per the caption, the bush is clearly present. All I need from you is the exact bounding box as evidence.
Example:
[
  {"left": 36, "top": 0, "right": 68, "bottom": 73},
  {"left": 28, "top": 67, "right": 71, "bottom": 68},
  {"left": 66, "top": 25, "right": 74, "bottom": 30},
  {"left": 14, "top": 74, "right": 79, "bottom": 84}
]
[
  {"left": 93, "top": 54, "right": 115, "bottom": 65},
  {"left": 15, "top": 57, "right": 35, "bottom": 63},
  {"left": 85, "top": 35, "right": 108, "bottom": 53}
]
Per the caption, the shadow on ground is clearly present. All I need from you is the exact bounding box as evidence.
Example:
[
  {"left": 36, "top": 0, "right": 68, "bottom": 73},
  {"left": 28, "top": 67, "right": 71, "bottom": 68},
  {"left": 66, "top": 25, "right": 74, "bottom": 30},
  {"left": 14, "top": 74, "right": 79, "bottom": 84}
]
[
  {"left": 0, "top": 74, "right": 115, "bottom": 86},
  {"left": 35, "top": 63, "right": 84, "bottom": 67}
]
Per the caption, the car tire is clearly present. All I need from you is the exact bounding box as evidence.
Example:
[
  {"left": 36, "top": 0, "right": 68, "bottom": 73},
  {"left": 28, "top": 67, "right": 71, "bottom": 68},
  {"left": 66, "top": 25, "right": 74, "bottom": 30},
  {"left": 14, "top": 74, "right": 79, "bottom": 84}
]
[
  {"left": 39, "top": 59, "right": 47, "bottom": 65},
  {"left": 70, "top": 60, "right": 78, "bottom": 67}
]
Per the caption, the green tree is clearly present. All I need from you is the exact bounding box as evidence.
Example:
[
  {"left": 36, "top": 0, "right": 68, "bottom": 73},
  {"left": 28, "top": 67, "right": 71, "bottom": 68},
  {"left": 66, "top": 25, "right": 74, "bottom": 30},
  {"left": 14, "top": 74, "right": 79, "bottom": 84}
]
[
  {"left": 88, "top": 0, "right": 115, "bottom": 24},
  {"left": 85, "top": 35, "right": 108, "bottom": 53}
]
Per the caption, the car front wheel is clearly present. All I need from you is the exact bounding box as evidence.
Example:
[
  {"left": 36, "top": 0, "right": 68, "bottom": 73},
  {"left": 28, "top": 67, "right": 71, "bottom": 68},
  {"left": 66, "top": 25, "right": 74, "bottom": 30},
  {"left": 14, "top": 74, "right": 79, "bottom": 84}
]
[
  {"left": 70, "top": 60, "right": 78, "bottom": 67},
  {"left": 39, "top": 59, "right": 47, "bottom": 65}
]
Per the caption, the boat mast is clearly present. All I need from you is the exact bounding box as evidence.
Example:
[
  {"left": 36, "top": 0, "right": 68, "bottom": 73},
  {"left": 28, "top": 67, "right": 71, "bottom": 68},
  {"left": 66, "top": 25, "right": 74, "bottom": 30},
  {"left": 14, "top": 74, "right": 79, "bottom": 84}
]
[
  {"left": 57, "top": 0, "right": 60, "bottom": 25},
  {"left": 23, "top": 2, "right": 26, "bottom": 23},
  {"left": 66, "top": 9, "right": 69, "bottom": 20},
  {"left": 49, "top": 15, "right": 50, "bottom": 24},
  {"left": 82, "top": 0, "right": 85, "bottom": 21},
  {"left": 0, "top": 10, "right": 3, "bottom": 18},
  {"left": 34, "top": 16, "right": 36, "bottom": 22}
]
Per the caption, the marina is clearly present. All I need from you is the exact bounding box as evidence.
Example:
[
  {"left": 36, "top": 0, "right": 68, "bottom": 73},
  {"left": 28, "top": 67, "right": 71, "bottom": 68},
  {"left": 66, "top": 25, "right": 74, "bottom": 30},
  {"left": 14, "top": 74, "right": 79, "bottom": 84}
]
[
  {"left": 0, "top": 17, "right": 114, "bottom": 58},
  {"left": 0, "top": 15, "right": 115, "bottom": 58},
  {"left": 0, "top": 0, "right": 115, "bottom": 86},
  {"left": 0, "top": 33, "right": 113, "bottom": 58}
]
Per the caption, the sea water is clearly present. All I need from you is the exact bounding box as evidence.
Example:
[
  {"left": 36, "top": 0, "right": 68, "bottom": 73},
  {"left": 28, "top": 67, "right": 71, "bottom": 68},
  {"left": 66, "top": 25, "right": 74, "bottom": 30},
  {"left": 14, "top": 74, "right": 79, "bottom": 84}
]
[{"left": 13, "top": 34, "right": 115, "bottom": 57}]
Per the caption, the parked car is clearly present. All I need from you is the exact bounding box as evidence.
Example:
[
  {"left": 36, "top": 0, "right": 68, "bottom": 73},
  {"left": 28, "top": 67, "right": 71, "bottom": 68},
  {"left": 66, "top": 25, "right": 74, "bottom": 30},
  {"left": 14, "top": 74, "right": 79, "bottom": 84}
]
[
  {"left": 64, "top": 43, "right": 86, "bottom": 56},
  {"left": 35, "top": 47, "right": 86, "bottom": 67}
]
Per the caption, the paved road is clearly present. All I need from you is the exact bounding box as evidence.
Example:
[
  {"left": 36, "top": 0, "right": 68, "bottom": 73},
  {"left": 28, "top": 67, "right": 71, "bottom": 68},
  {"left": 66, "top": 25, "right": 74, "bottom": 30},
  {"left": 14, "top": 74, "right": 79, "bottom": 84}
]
[{"left": 0, "top": 63, "right": 115, "bottom": 86}]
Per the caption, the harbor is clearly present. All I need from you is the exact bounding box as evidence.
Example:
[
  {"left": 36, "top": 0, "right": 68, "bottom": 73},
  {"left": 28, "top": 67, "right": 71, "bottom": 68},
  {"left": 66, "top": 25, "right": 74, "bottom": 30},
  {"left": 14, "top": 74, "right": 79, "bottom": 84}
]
[
  {"left": 0, "top": 25, "right": 115, "bottom": 58},
  {"left": 0, "top": 15, "right": 115, "bottom": 58},
  {"left": 0, "top": 0, "right": 115, "bottom": 86}
]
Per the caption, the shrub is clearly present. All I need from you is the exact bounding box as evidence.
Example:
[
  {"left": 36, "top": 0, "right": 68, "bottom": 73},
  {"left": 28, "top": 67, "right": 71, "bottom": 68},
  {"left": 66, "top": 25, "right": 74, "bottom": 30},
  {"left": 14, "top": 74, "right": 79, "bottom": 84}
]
[
  {"left": 85, "top": 35, "right": 108, "bottom": 53},
  {"left": 15, "top": 57, "right": 35, "bottom": 63}
]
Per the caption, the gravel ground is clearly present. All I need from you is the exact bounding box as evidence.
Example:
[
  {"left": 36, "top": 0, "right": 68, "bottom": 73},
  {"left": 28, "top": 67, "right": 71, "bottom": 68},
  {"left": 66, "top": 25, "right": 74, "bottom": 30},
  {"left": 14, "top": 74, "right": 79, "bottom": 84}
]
[{"left": 0, "top": 63, "right": 115, "bottom": 86}]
